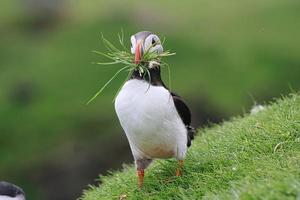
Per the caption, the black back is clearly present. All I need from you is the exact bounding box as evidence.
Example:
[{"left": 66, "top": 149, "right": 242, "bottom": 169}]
[
  {"left": 170, "top": 92, "right": 195, "bottom": 147},
  {"left": 0, "top": 181, "right": 25, "bottom": 197}
]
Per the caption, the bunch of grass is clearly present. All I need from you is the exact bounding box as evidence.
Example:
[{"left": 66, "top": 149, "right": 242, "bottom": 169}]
[{"left": 87, "top": 32, "right": 175, "bottom": 104}]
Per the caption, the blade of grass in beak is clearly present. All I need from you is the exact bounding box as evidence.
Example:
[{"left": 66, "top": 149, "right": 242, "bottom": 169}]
[
  {"left": 118, "top": 29, "right": 127, "bottom": 51},
  {"left": 101, "top": 34, "right": 120, "bottom": 53},
  {"left": 92, "top": 61, "right": 121, "bottom": 65},
  {"left": 161, "top": 60, "right": 172, "bottom": 91},
  {"left": 160, "top": 52, "right": 176, "bottom": 57},
  {"left": 92, "top": 50, "right": 116, "bottom": 60},
  {"left": 112, "top": 68, "right": 133, "bottom": 102},
  {"left": 86, "top": 66, "right": 130, "bottom": 104}
]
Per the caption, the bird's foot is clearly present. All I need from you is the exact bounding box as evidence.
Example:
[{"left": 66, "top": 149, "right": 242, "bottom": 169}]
[
  {"left": 137, "top": 169, "right": 144, "bottom": 189},
  {"left": 176, "top": 160, "right": 184, "bottom": 176}
]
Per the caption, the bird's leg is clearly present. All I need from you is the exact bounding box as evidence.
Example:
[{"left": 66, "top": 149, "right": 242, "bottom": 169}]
[
  {"left": 136, "top": 158, "right": 152, "bottom": 189},
  {"left": 137, "top": 169, "right": 144, "bottom": 189},
  {"left": 176, "top": 160, "right": 184, "bottom": 176}
]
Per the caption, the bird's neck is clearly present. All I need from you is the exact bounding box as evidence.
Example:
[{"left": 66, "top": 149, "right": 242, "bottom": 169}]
[{"left": 130, "top": 64, "right": 165, "bottom": 86}]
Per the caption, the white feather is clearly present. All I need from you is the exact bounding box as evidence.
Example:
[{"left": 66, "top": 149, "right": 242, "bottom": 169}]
[{"left": 115, "top": 79, "right": 187, "bottom": 160}]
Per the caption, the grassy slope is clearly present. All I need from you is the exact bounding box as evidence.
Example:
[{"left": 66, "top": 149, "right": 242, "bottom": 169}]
[{"left": 81, "top": 94, "right": 300, "bottom": 200}]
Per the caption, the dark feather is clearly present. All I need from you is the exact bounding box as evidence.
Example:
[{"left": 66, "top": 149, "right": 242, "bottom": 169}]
[
  {"left": 171, "top": 92, "right": 195, "bottom": 147},
  {"left": 0, "top": 181, "right": 24, "bottom": 197}
]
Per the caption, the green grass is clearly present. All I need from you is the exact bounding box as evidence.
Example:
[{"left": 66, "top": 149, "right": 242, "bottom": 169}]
[{"left": 81, "top": 93, "right": 300, "bottom": 200}]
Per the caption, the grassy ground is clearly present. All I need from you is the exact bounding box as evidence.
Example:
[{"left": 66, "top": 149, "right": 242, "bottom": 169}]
[{"left": 81, "top": 93, "right": 300, "bottom": 200}]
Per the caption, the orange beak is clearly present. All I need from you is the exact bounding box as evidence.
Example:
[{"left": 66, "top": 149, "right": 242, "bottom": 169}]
[{"left": 135, "top": 42, "right": 142, "bottom": 65}]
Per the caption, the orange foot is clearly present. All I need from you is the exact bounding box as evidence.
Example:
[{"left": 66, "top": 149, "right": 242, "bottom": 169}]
[
  {"left": 176, "top": 160, "right": 184, "bottom": 176},
  {"left": 137, "top": 169, "right": 144, "bottom": 189}
]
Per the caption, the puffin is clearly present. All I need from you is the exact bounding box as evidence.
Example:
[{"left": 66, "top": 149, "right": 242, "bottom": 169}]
[
  {"left": 0, "top": 181, "right": 25, "bottom": 200},
  {"left": 114, "top": 31, "right": 195, "bottom": 188}
]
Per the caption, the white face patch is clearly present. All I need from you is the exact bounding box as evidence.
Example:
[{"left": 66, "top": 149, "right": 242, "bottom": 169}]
[
  {"left": 130, "top": 34, "right": 163, "bottom": 55},
  {"left": 144, "top": 34, "right": 163, "bottom": 54},
  {"left": 130, "top": 35, "right": 136, "bottom": 54}
]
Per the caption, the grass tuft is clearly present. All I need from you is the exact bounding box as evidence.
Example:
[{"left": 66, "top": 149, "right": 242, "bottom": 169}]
[
  {"left": 80, "top": 93, "right": 300, "bottom": 200},
  {"left": 87, "top": 33, "right": 176, "bottom": 104}
]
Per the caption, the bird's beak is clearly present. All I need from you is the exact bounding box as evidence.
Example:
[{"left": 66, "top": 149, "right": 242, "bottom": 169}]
[{"left": 135, "top": 41, "right": 143, "bottom": 65}]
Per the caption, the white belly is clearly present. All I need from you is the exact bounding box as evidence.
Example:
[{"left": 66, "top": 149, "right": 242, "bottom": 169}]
[{"left": 114, "top": 79, "right": 187, "bottom": 160}]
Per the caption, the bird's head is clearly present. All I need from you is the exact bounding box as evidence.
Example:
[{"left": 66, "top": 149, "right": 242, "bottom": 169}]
[
  {"left": 130, "top": 31, "right": 163, "bottom": 66},
  {"left": 0, "top": 181, "right": 25, "bottom": 200}
]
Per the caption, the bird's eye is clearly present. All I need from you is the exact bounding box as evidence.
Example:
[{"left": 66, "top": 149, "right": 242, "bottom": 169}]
[
  {"left": 152, "top": 38, "right": 156, "bottom": 45},
  {"left": 144, "top": 34, "right": 163, "bottom": 54}
]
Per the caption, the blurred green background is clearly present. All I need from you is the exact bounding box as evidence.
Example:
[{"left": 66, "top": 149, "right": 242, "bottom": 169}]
[{"left": 0, "top": 0, "right": 299, "bottom": 199}]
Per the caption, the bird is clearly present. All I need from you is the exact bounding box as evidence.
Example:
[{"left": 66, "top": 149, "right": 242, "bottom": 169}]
[
  {"left": 114, "top": 31, "right": 195, "bottom": 188},
  {"left": 0, "top": 181, "right": 25, "bottom": 200}
]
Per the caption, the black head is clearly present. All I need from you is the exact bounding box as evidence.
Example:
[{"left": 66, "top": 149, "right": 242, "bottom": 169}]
[
  {"left": 0, "top": 181, "right": 25, "bottom": 199},
  {"left": 130, "top": 31, "right": 163, "bottom": 65}
]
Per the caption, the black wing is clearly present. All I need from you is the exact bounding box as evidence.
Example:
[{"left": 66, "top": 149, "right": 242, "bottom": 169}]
[{"left": 171, "top": 92, "right": 195, "bottom": 147}]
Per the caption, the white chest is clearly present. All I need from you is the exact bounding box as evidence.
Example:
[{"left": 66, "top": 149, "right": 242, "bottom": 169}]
[{"left": 114, "top": 79, "right": 187, "bottom": 159}]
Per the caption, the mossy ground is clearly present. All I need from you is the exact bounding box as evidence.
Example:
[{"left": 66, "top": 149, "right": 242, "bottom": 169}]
[{"left": 81, "top": 94, "right": 300, "bottom": 200}]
